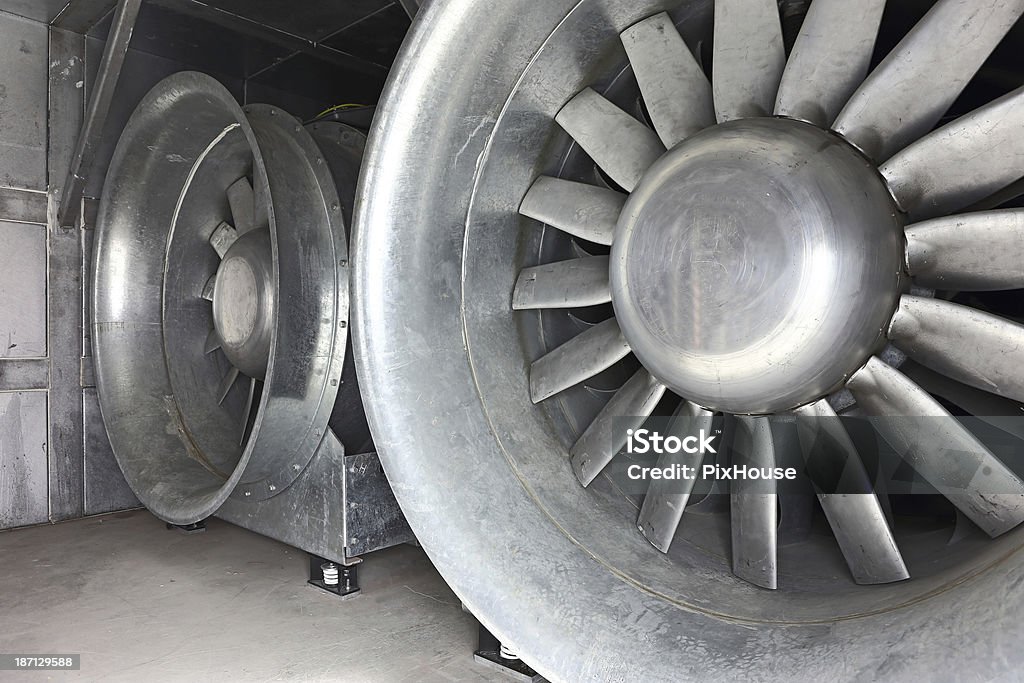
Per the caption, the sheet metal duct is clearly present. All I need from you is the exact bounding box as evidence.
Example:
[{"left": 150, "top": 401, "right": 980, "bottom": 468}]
[
  {"left": 351, "top": 0, "right": 1024, "bottom": 680},
  {"left": 92, "top": 72, "right": 410, "bottom": 563}
]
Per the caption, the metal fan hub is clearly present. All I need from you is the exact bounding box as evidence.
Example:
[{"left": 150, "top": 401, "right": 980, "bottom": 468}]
[
  {"left": 610, "top": 117, "right": 904, "bottom": 413},
  {"left": 212, "top": 228, "right": 274, "bottom": 379}
]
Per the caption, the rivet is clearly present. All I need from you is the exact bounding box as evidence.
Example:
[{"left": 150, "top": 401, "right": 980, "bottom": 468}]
[
  {"left": 339, "top": 259, "right": 348, "bottom": 267},
  {"left": 331, "top": 203, "right": 340, "bottom": 212},
  {"left": 330, "top": 379, "right": 338, "bottom": 387},
  {"left": 316, "top": 157, "right": 323, "bottom": 165},
  {"left": 244, "top": 491, "right": 252, "bottom": 497},
  {"left": 339, "top": 321, "right": 347, "bottom": 328},
  {"left": 269, "top": 484, "right": 277, "bottom": 492}
]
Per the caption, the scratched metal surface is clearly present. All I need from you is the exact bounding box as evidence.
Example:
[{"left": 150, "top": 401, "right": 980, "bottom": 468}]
[
  {"left": 0, "top": 220, "right": 46, "bottom": 359},
  {"left": 0, "top": 392, "right": 47, "bottom": 528},
  {"left": 0, "top": 13, "right": 47, "bottom": 191}
]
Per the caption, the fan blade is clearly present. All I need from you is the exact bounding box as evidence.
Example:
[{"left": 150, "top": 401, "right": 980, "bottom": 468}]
[
  {"left": 513, "top": 256, "right": 611, "bottom": 310},
  {"left": 833, "top": 0, "right": 1024, "bottom": 161},
  {"left": 216, "top": 366, "right": 240, "bottom": 406},
  {"left": 555, "top": 88, "right": 665, "bottom": 192},
  {"left": 226, "top": 177, "right": 257, "bottom": 235},
  {"left": 570, "top": 369, "right": 666, "bottom": 487},
  {"left": 204, "top": 328, "right": 222, "bottom": 354},
  {"left": 900, "top": 360, "right": 1024, "bottom": 442},
  {"left": 712, "top": 0, "right": 786, "bottom": 123},
  {"left": 621, "top": 12, "right": 714, "bottom": 149},
  {"left": 730, "top": 416, "right": 778, "bottom": 589},
  {"left": 201, "top": 273, "right": 217, "bottom": 302},
  {"left": 774, "top": 0, "right": 886, "bottom": 127},
  {"left": 880, "top": 86, "right": 1024, "bottom": 221},
  {"left": 519, "top": 177, "right": 625, "bottom": 246},
  {"left": 240, "top": 377, "right": 259, "bottom": 445},
  {"left": 847, "top": 356, "right": 1024, "bottom": 537},
  {"left": 793, "top": 400, "right": 909, "bottom": 585},
  {"left": 529, "top": 317, "right": 631, "bottom": 403},
  {"left": 637, "top": 401, "right": 715, "bottom": 552},
  {"left": 966, "top": 176, "right": 1024, "bottom": 212},
  {"left": 889, "top": 295, "right": 1024, "bottom": 404},
  {"left": 209, "top": 221, "right": 238, "bottom": 258},
  {"left": 905, "top": 210, "right": 1024, "bottom": 291}
]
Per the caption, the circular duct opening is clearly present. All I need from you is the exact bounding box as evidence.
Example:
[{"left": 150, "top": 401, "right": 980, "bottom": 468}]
[
  {"left": 94, "top": 73, "right": 362, "bottom": 524},
  {"left": 354, "top": 1, "right": 1024, "bottom": 679}
]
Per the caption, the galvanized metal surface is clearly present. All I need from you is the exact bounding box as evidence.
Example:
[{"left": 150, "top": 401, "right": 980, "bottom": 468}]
[
  {"left": 216, "top": 431, "right": 413, "bottom": 564},
  {"left": 0, "top": 220, "right": 46, "bottom": 359},
  {"left": 0, "top": 13, "right": 48, "bottom": 191},
  {"left": 0, "top": 0, "right": 72, "bottom": 24},
  {"left": 82, "top": 387, "right": 138, "bottom": 515},
  {"left": 46, "top": 25, "right": 87, "bottom": 522},
  {"left": 0, "top": 188, "right": 46, "bottom": 225},
  {"left": 353, "top": 0, "right": 1024, "bottom": 679},
  {"left": 57, "top": 0, "right": 141, "bottom": 229},
  {"left": 0, "top": 391, "right": 47, "bottom": 528},
  {"left": 0, "top": 359, "right": 48, "bottom": 392}
]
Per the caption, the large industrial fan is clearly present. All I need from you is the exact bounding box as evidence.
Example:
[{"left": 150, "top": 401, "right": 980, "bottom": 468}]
[
  {"left": 353, "top": 0, "right": 1024, "bottom": 679},
  {"left": 92, "top": 72, "right": 410, "bottom": 564}
]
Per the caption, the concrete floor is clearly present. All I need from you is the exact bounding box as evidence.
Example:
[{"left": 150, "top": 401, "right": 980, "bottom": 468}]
[{"left": 0, "top": 510, "right": 508, "bottom": 682}]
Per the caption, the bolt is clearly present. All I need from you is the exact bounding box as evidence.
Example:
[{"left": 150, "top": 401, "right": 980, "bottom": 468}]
[
  {"left": 269, "top": 484, "right": 277, "bottom": 492},
  {"left": 339, "top": 259, "right": 348, "bottom": 267},
  {"left": 339, "top": 321, "right": 347, "bottom": 329},
  {"left": 244, "top": 491, "right": 252, "bottom": 497}
]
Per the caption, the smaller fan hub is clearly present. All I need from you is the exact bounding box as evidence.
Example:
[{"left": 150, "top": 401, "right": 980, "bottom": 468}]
[
  {"left": 610, "top": 118, "right": 904, "bottom": 414},
  {"left": 213, "top": 228, "right": 274, "bottom": 379}
]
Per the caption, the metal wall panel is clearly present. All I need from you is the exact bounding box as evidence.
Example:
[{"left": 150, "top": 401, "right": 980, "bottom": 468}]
[
  {"left": 0, "top": 391, "right": 48, "bottom": 527},
  {"left": 0, "top": 1, "right": 69, "bottom": 25},
  {"left": 46, "top": 26, "right": 87, "bottom": 522},
  {"left": 0, "top": 220, "right": 47, "bottom": 358},
  {"left": 0, "top": 13, "right": 48, "bottom": 191}
]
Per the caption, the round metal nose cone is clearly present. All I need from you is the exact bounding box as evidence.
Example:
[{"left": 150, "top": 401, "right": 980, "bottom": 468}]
[
  {"left": 610, "top": 118, "right": 904, "bottom": 414},
  {"left": 213, "top": 228, "right": 275, "bottom": 378}
]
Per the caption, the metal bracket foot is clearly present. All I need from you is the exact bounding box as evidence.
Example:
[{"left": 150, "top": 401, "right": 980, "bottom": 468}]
[
  {"left": 473, "top": 622, "right": 543, "bottom": 682},
  {"left": 165, "top": 520, "right": 207, "bottom": 534},
  {"left": 307, "top": 554, "right": 360, "bottom": 599}
]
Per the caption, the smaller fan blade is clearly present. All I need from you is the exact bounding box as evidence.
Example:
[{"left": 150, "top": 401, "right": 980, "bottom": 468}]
[
  {"left": 889, "top": 296, "right": 1024, "bottom": 404},
  {"left": 637, "top": 401, "right": 715, "bottom": 552},
  {"left": 905, "top": 210, "right": 1024, "bottom": 291},
  {"left": 209, "top": 221, "right": 239, "bottom": 258},
  {"left": 555, "top": 88, "right": 664, "bottom": 192},
  {"left": 226, "top": 177, "right": 257, "bottom": 235},
  {"left": 774, "top": 0, "right": 886, "bottom": 127},
  {"left": 513, "top": 256, "right": 610, "bottom": 310},
  {"left": 216, "top": 366, "right": 240, "bottom": 406},
  {"left": 621, "top": 12, "right": 714, "bottom": 148},
  {"left": 570, "top": 369, "right": 666, "bottom": 486},
  {"left": 847, "top": 356, "right": 1024, "bottom": 537},
  {"left": 793, "top": 400, "right": 909, "bottom": 585},
  {"left": 204, "top": 328, "right": 222, "bottom": 354},
  {"left": 833, "top": 0, "right": 1024, "bottom": 161},
  {"left": 529, "top": 317, "right": 630, "bottom": 403},
  {"left": 201, "top": 273, "right": 217, "bottom": 302},
  {"left": 880, "top": 86, "right": 1024, "bottom": 221},
  {"left": 713, "top": 0, "right": 786, "bottom": 122},
  {"left": 730, "top": 415, "right": 778, "bottom": 590},
  {"left": 519, "top": 177, "right": 625, "bottom": 246}
]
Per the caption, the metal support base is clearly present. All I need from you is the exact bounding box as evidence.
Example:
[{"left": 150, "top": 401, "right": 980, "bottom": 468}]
[
  {"left": 473, "top": 622, "right": 542, "bottom": 682},
  {"left": 307, "top": 554, "right": 360, "bottom": 599},
  {"left": 165, "top": 520, "right": 207, "bottom": 534}
]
